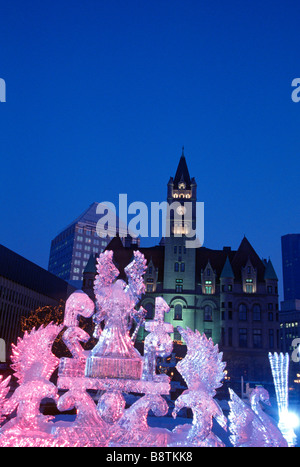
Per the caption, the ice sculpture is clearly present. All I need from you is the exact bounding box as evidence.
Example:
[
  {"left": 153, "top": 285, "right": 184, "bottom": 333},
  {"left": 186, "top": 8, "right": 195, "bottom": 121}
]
[
  {"left": 86, "top": 250, "right": 147, "bottom": 379},
  {"left": 110, "top": 394, "right": 170, "bottom": 446},
  {"left": 228, "top": 387, "right": 288, "bottom": 447},
  {"left": 0, "top": 324, "right": 63, "bottom": 447},
  {"left": 268, "top": 352, "right": 297, "bottom": 446},
  {"left": 52, "top": 378, "right": 110, "bottom": 446},
  {"left": 170, "top": 327, "right": 227, "bottom": 446},
  {"left": 0, "top": 376, "right": 11, "bottom": 425},
  {"left": 142, "top": 297, "right": 173, "bottom": 380},
  {"left": 0, "top": 248, "right": 296, "bottom": 447},
  {"left": 59, "top": 290, "right": 95, "bottom": 378},
  {"left": 56, "top": 250, "right": 172, "bottom": 447}
]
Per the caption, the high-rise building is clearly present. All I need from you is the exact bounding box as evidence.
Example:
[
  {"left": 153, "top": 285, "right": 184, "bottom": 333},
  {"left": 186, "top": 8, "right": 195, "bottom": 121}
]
[
  {"left": 48, "top": 202, "right": 137, "bottom": 288},
  {"left": 82, "top": 150, "right": 280, "bottom": 385},
  {"left": 279, "top": 234, "right": 300, "bottom": 368},
  {"left": 281, "top": 234, "right": 300, "bottom": 301}
]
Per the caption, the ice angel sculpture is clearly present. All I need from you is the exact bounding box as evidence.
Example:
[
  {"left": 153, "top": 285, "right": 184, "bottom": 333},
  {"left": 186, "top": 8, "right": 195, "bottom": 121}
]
[
  {"left": 228, "top": 387, "right": 288, "bottom": 447},
  {"left": 170, "top": 327, "right": 227, "bottom": 446},
  {"left": 86, "top": 250, "right": 147, "bottom": 379}
]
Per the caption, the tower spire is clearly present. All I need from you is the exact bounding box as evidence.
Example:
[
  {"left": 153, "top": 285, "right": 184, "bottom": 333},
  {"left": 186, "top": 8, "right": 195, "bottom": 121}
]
[{"left": 174, "top": 147, "right": 191, "bottom": 188}]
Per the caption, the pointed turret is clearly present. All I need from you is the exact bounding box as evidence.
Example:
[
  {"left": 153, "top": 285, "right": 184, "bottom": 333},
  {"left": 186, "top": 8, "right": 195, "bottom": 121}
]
[
  {"left": 173, "top": 147, "right": 192, "bottom": 189},
  {"left": 264, "top": 259, "right": 278, "bottom": 280},
  {"left": 220, "top": 256, "right": 235, "bottom": 278},
  {"left": 83, "top": 254, "right": 98, "bottom": 274}
]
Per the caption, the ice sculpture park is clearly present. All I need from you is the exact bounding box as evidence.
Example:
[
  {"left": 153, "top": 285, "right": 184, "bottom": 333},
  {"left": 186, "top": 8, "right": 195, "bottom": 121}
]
[{"left": 0, "top": 250, "right": 296, "bottom": 447}]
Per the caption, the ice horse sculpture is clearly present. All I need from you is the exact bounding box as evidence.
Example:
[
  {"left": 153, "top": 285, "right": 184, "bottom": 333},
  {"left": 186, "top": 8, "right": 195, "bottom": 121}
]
[{"left": 0, "top": 249, "right": 292, "bottom": 447}]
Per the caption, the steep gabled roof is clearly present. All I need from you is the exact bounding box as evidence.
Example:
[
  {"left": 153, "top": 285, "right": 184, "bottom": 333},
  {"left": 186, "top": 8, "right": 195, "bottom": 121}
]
[{"left": 231, "top": 236, "right": 266, "bottom": 281}]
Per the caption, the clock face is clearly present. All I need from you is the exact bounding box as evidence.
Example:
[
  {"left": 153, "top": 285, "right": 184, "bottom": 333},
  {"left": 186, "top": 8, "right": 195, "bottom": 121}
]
[
  {"left": 178, "top": 182, "right": 186, "bottom": 190},
  {"left": 176, "top": 205, "right": 186, "bottom": 215}
]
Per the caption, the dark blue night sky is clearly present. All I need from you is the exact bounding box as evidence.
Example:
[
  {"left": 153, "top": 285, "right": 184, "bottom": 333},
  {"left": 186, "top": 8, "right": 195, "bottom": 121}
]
[{"left": 0, "top": 0, "right": 299, "bottom": 300}]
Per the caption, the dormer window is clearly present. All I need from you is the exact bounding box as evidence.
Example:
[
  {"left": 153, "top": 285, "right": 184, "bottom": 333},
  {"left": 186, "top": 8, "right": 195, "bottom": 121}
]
[
  {"left": 201, "top": 261, "right": 216, "bottom": 294},
  {"left": 242, "top": 259, "right": 257, "bottom": 293},
  {"left": 178, "top": 182, "right": 186, "bottom": 190}
]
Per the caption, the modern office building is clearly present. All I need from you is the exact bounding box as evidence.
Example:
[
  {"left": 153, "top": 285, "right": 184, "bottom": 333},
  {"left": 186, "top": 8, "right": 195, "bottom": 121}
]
[
  {"left": 82, "top": 150, "right": 280, "bottom": 385},
  {"left": 279, "top": 234, "right": 300, "bottom": 385},
  {"left": 281, "top": 234, "right": 300, "bottom": 301},
  {"left": 0, "top": 244, "right": 75, "bottom": 362},
  {"left": 48, "top": 202, "right": 137, "bottom": 288}
]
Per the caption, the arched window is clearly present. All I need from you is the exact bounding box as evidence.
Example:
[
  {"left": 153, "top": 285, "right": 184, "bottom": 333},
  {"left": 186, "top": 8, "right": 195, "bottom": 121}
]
[
  {"left": 253, "top": 304, "right": 261, "bottom": 321},
  {"left": 174, "top": 262, "right": 179, "bottom": 272},
  {"left": 174, "top": 303, "right": 183, "bottom": 320},
  {"left": 204, "top": 305, "right": 213, "bottom": 322},
  {"left": 239, "top": 303, "right": 247, "bottom": 321}
]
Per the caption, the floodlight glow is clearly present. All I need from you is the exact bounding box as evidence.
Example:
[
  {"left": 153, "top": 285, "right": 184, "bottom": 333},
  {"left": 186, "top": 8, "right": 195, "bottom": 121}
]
[{"left": 281, "top": 412, "right": 299, "bottom": 430}]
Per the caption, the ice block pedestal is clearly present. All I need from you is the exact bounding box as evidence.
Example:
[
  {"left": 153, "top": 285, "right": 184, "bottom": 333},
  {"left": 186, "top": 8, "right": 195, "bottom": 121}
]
[{"left": 85, "top": 355, "right": 143, "bottom": 380}]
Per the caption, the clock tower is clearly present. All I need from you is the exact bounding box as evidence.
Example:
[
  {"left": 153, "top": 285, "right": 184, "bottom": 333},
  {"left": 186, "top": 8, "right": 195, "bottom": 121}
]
[{"left": 163, "top": 149, "right": 197, "bottom": 331}]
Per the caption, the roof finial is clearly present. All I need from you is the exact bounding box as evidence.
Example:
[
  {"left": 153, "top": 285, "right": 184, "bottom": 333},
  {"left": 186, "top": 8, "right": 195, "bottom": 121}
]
[{"left": 182, "top": 145, "right": 184, "bottom": 156}]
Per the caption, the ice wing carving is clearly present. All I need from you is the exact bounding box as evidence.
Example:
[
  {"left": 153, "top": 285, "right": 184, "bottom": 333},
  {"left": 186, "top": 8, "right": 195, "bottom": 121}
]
[
  {"left": 176, "top": 327, "right": 226, "bottom": 394},
  {"left": 11, "top": 323, "right": 63, "bottom": 383}
]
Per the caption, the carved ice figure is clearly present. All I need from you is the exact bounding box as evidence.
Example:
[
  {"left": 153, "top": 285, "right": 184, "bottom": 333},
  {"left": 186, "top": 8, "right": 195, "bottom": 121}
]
[
  {"left": 170, "top": 327, "right": 227, "bottom": 446},
  {"left": 0, "top": 375, "right": 11, "bottom": 425},
  {"left": 0, "top": 323, "right": 63, "bottom": 446},
  {"left": 228, "top": 387, "right": 288, "bottom": 447},
  {"left": 109, "top": 394, "right": 170, "bottom": 447},
  {"left": 64, "top": 289, "right": 95, "bottom": 328},
  {"left": 86, "top": 250, "right": 147, "bottom": 379},
  {"left": 63, "top": 290, "right": 95, "bottom": 358},
  {"left": 52, "top": 379, "right": 110, "bottom": 447},
  {"left": 142, "top": 297, "right": 173, "bottom": 380},
  {"left": 91, "top": 280, "right": 140, "bottom": 359},
  {"left": 97, "top": 391, "right": 126, "bottom": 425},
  {"left": 58, "top": 290, "right": 95, "bottom": 379}
]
